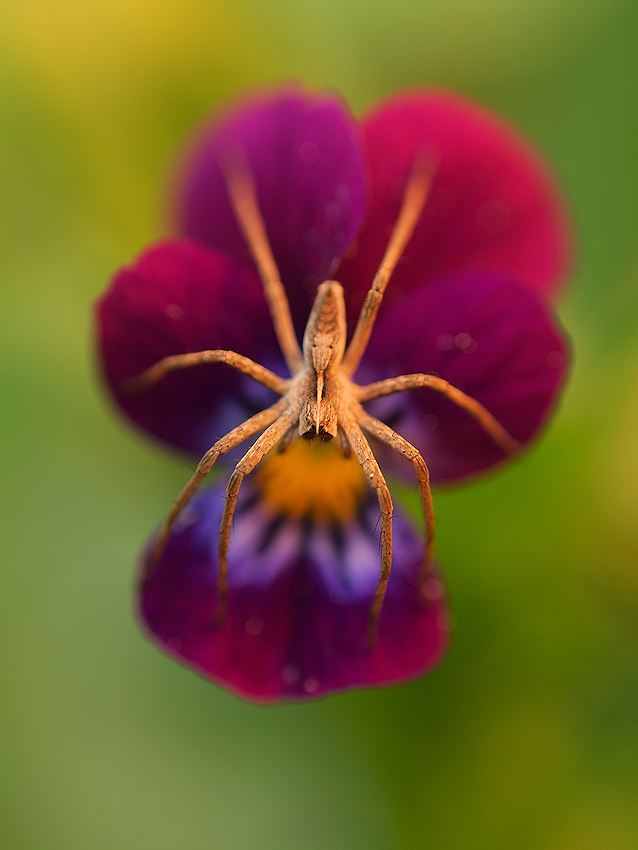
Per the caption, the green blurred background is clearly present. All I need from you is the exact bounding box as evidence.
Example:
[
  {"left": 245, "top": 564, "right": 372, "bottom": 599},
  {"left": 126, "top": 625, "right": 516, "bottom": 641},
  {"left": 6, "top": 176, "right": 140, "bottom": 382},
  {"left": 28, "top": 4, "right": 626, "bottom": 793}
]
[{"left": 1, "top": 1, "right": 637, "bottom": 847}]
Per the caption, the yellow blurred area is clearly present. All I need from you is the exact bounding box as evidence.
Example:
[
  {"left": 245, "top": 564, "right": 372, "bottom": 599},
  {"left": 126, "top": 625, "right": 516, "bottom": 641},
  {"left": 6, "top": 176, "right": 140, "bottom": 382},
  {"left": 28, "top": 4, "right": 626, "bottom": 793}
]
[
  {"left": 2, "top": 0, "right": 628, "bottom": 111},
  {"left": 1, "top": 0, "right": 265, "bottom": 241},
  {"left": 3, "top": 0, "right": 251, "bottom": 104},
  {"left": 602, "top": 353, "right": 638, "bottom": 534},
  {"left": 259, "top": 440, "right": 367, "bottom": 522}
]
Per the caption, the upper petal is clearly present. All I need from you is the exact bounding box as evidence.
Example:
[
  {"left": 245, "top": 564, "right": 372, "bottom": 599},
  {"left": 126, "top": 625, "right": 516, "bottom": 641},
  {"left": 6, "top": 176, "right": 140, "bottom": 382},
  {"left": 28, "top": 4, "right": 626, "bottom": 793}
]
[
  {"left": 95, "top": 239, "right": 281, "bottom": 457},
  {"left": 175, "top": 86, "right": 368, "bottom": 333},
  {"left": 361, "top": 270, "right": 570, "bottom": 484},
  {"left": 337, "top": 90, "right": 572, "bottom": 322},
  {"left": 139, "top": 482, "right": 449, "bottom": 702}
]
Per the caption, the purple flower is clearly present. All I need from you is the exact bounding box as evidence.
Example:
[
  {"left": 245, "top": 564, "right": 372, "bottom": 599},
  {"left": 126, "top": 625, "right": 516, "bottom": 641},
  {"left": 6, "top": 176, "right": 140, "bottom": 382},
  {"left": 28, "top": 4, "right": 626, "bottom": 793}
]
[{"left": 95, "top": 86, "right": 571, "bottom": 702}]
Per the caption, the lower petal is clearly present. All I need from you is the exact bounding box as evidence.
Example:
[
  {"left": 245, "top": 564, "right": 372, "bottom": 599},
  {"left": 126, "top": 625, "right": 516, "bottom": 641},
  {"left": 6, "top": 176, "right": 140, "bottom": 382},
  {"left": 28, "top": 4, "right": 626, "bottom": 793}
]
[{"left": 139, "top": 483, "right": 449, "bottom": 702}]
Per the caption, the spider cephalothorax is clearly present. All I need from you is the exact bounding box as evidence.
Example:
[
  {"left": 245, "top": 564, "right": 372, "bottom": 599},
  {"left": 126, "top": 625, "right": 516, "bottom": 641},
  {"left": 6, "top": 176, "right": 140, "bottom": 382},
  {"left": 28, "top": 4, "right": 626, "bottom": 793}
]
[{"left": 127, "top": 154, "right": 519, "bottom": 645}]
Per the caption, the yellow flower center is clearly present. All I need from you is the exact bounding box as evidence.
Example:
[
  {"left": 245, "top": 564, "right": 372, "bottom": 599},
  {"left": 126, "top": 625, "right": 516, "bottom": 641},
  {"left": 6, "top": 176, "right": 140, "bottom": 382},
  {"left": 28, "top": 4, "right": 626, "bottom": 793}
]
[{"left": 257, "top": 439, "right": 367, "bottom": 522}]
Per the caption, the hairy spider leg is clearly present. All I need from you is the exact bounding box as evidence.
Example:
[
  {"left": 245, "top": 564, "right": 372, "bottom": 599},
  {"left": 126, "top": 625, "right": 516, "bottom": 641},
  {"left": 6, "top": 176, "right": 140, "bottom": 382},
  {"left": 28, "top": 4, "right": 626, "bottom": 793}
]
[
  {"left": 355, "top": 405, "right": 435, "bottom": 580},
  {"left": 356, "top": 374, "right": 522, "bottom": 455},
  {"left": 123, "top": 349, "right": 288, "bottom": 396},
  {"left": 140, "top": 398, "right": 289, "bottom": 585},
  {"left": 221, "top": 151, "right": 303, "bottom": 373},
  {"left": 339, "top": 415, "right": 394, "bottom": 648},
  {"left": 341, "top": 155, "right": 436, "bottom": 376},
  {"left": 215, "top": 410, "right": 295, "bottom": 623},
  {"left": 351, "top": 377, "right": 520, "bottom": 636},
  {"left": 351, "top": 378, "right": 520, "bottom": 627}
]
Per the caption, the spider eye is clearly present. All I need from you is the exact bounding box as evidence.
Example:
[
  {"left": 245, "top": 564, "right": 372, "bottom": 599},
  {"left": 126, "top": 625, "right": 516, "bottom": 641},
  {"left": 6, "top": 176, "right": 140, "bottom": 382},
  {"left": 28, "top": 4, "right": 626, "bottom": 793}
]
[{"left": 302, "top": 428, "right": 334, "bottom": 442}]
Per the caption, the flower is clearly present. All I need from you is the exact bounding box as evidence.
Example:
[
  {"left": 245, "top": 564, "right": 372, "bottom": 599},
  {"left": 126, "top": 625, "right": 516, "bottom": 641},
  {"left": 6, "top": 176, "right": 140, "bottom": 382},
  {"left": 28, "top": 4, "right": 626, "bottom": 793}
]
[{"left": 95, "top": 86, "right": 571, "bottom": 702}]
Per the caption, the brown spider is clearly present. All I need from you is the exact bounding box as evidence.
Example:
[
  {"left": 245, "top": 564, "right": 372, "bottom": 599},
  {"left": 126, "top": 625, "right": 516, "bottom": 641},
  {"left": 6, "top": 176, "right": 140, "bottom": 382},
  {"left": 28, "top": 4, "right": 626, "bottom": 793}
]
[{"left": 127, "top": 154, "right": 520, "bottom": 646}]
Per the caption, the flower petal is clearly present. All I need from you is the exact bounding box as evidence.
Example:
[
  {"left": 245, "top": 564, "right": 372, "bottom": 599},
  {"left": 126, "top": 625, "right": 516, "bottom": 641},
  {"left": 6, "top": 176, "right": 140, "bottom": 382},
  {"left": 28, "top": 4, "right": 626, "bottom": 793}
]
[
  {"left": 139, "top": 483, "right": 449, "bottom": 702},
  {"left": 95, "top": 239, "right": 282, "bottom": 457},
  {"left": 337, "top": 90, "right": 571, "bottom": 323},
  {"left": 361, "top": 271, "right": 570, "bottom": 484},
  {"left": 176, "top": 86, "right": 368, "bottom": 331}
]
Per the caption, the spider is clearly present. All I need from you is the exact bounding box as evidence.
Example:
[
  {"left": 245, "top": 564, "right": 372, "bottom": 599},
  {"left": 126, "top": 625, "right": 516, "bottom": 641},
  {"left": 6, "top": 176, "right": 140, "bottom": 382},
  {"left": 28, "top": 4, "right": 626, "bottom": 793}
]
[{"left": 126, "top": 153, "right": 520, "bottom": 646}]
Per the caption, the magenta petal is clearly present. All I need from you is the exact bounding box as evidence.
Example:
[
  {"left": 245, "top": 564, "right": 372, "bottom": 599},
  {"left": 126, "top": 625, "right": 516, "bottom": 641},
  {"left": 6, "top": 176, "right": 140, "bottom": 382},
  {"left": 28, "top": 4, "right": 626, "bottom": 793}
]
[
  {"left": 95, "top": 239, "right": 281, "bottom": 457},
  {"left": 176, "top": 86, "right": 368, "bottom": 330},
  {"left": 337, "top": 90, "right": 571, "bottom": 321},
  {"left": 139, "top": 485, "right": 449, "bottom": 702},
  {"left": 362, "top": 271, "right": 570, "bottom": 484}
]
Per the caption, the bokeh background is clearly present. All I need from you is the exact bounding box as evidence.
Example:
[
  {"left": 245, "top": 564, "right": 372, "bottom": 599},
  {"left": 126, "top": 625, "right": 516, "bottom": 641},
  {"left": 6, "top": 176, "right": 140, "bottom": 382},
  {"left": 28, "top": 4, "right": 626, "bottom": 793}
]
[{"left": 1, "top": 1, "right": 637, "bottom": 847}]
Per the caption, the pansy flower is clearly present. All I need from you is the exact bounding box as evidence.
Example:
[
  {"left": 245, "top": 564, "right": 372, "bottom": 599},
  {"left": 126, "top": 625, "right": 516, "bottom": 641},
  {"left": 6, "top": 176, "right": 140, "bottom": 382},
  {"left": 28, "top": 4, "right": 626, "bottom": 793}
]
[{"left": 95, "top": 86, "right": 571, "bottom": 702}]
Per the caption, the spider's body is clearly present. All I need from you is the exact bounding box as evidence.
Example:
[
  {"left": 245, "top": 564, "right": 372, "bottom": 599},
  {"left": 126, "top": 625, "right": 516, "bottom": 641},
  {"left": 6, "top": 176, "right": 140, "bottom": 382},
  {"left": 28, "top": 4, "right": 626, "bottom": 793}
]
[
  {"left": 130, "top": 156, "right": 519, "bottom": 645},
  {"left": 294, "top": 280, "right": 346, "bottom": 441}
]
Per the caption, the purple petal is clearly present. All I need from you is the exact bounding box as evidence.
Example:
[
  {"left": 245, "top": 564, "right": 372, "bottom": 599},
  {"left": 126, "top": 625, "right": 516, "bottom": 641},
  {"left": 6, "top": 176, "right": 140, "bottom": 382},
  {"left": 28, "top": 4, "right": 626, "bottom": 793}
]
[
  {"left": 139, "top": 482, "right": 449, "bottom": 702},
  {"left": 360, "top": 271, "right": 570, "bottom": 484},
  {"left": 337, "top": 90, "right": 572, "bottom": 325},
  {"left": 95, "top": 239, "right": 282, "bottom": 457},
  {"left": 175, "top": 86, "right": 368, "bottom": 332}
]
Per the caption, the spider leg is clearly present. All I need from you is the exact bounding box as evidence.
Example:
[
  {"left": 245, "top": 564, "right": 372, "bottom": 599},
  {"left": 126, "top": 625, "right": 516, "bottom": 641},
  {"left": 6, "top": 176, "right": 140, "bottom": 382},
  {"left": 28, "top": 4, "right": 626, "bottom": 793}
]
[
  {"left": 141, "top": 398, "right": 289, "bottom": 585},
  {"left": 356, "top": 373, "right": 521, "bottom": 455},
  {"left": 341, "top": 155, "right": 436, "bottom": 376},
  {"left": 337, "top": 426, "right": 352, "bottom": 458},
  {"left": 221, "top": 153, "right": 303, "bottom": 373},
  {"left": 216, "top": 409, "right": 296, "bottom": 625},
  {"left": 355, "top": 404, "right": 436, "bottom": 590},
  {"left": 340, "top": 417, "right": 394, "bottom": 650},
  {"left": 277, "top": 420, "right": 299, "bottom": 454},
  {"left": 123, "top": 349, "right": 288, "bottom": 395}
]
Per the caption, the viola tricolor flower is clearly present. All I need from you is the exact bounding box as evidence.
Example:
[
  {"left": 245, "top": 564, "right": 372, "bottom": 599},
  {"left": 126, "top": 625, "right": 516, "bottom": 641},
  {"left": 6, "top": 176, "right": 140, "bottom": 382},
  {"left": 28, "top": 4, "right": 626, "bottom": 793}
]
[{"left": 95, "top": 86, "right": 571, "bottom": 702}]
